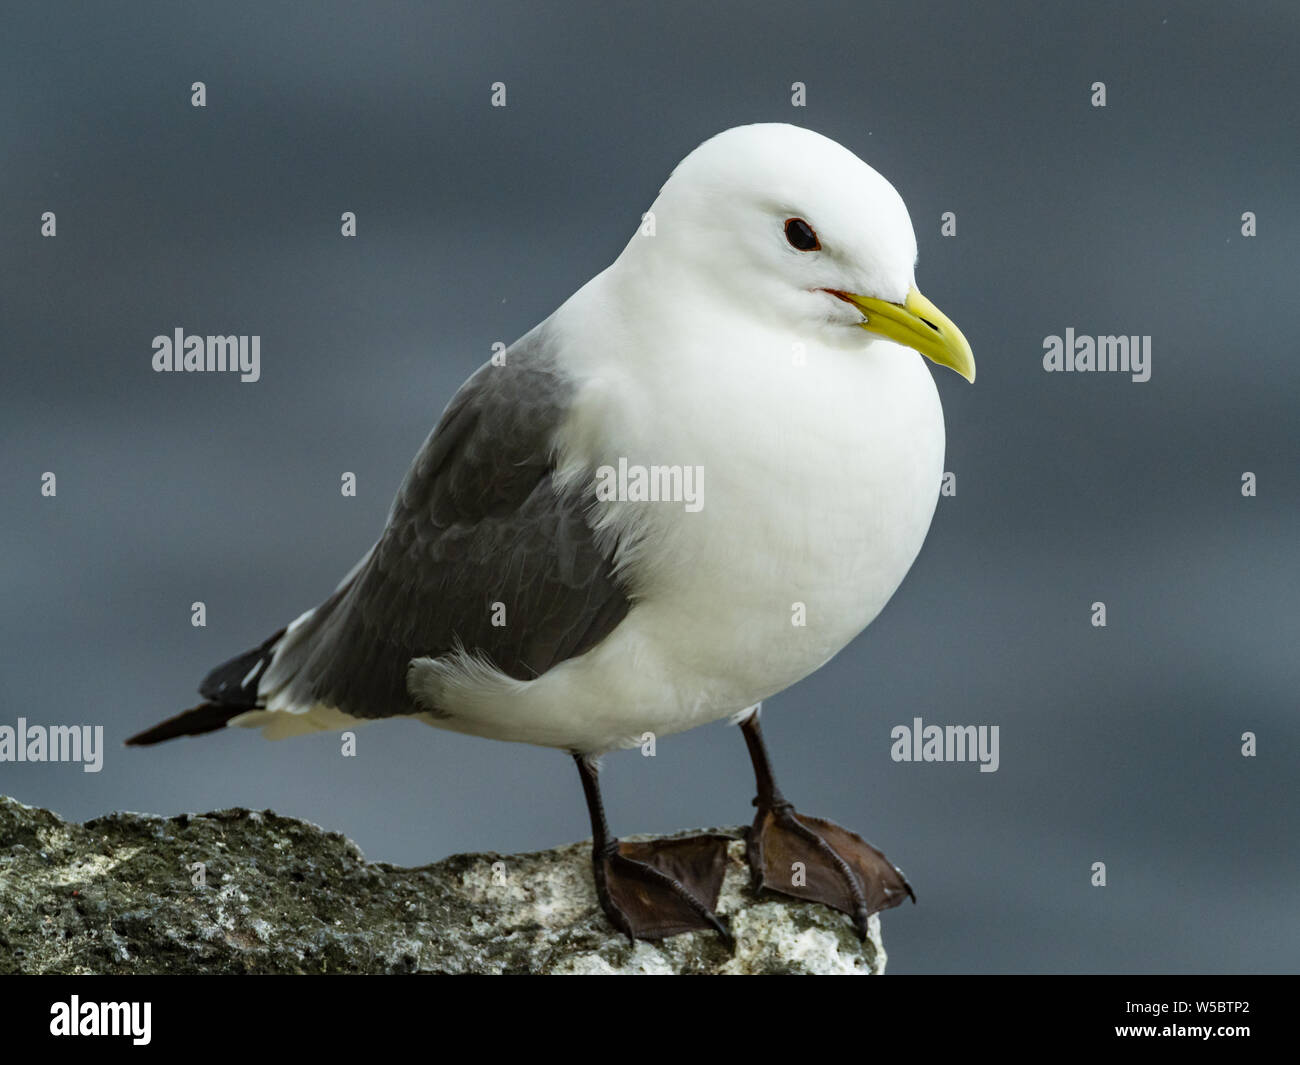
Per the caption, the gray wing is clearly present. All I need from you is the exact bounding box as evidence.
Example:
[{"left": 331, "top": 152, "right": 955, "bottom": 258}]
[{"left": 260, "top": 326, "right": 631, "bottom": 720}]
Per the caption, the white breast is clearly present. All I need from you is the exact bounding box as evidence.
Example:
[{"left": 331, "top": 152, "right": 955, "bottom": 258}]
[
  {"left": 420, "top": 295, "right": 946, "bottom": 754},
  {"left": 591, "top": 323, "right": 944, "bottom": 713}
]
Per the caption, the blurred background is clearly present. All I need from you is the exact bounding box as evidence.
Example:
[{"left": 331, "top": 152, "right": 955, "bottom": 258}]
[{"left": 2, "top": 0, "right": 1296, "bottom": 973}]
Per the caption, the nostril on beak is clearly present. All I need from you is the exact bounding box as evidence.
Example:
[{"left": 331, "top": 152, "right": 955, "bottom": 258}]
[{"left": 919, "top": 316, "right": 940, "bottom": 332}]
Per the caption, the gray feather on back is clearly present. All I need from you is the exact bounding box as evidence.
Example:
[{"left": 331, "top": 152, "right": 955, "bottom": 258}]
[{"left": 261, "top": 325, "right": 631, "bottom": 720}]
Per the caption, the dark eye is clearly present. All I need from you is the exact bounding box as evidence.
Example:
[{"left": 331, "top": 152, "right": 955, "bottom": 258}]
[{"left": 784, "top": 217, "right": 820, "bottom": 251}]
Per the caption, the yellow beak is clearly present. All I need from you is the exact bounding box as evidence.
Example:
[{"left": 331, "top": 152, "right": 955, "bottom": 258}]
[{"left": 837, "top": 286, "right": 975, "bottom": 383}]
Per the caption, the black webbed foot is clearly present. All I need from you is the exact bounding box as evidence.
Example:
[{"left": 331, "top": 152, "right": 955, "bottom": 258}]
[
  {"left": 592, "top": 833, "right": 733, "bottom": 945},
  {"left": 746, "top": 800, "right": 913, "bottom": 938}
]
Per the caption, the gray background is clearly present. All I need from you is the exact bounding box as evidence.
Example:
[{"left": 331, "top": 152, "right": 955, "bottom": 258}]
[{"left": 2, "top": 0, "right": 1296, "bottom": 973}]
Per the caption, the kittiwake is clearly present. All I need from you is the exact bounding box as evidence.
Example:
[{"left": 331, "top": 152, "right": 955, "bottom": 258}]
[{"left": 129, "top": 123, "right": 976, "bottom": 943}]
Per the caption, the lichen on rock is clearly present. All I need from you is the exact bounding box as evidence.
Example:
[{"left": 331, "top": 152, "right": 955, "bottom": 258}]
[{"left": 0, "top": 796, "right": 886, "bottom": 974}]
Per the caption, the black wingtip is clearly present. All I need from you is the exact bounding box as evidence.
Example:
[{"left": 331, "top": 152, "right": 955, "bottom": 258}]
[
  {"left": 125, "top": 702, "right": 246, "bottom": 746},
  {"left": 199, "top": 626, "right": 286, "bottom": 704}
]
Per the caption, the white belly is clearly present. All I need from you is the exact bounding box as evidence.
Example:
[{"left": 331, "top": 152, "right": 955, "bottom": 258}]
[{"left": 422, "top": 329, "right": 946, "bottom": 754}]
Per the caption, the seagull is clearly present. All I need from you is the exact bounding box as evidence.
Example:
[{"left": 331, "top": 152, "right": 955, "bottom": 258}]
[{"left": 128, "top": 123, "right": 975, "bottom": 944}]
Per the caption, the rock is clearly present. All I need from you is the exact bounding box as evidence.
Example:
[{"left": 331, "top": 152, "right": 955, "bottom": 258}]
[{"left": 0, "top": 795, "right": 886, "bottom": 974}]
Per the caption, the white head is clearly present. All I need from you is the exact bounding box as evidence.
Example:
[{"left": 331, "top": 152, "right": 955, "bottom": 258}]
[{"left": 622, "top": 123, "right": 974, "bottom": 381}]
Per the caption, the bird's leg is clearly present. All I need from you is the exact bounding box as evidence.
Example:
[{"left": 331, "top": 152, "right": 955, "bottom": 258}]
[
  {"left": 574, "top": 753, "right": 732, "bottom": 945},
  {"left": 739, "top": 711, "right": 914, "bottom": 938}
]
